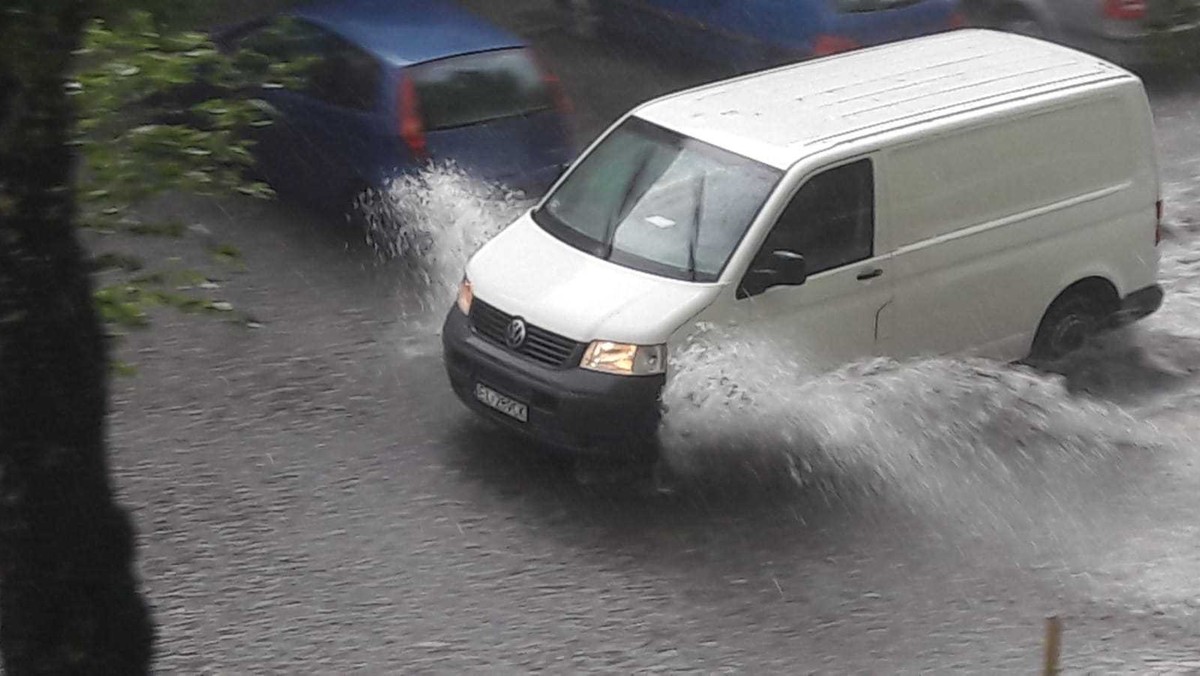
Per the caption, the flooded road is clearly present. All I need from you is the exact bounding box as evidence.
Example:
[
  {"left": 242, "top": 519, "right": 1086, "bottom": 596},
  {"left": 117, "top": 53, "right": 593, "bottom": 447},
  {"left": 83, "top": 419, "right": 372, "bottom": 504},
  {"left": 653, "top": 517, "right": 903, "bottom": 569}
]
[{"left": 106, "top": 7, "right": 1200, "bottom": 673}]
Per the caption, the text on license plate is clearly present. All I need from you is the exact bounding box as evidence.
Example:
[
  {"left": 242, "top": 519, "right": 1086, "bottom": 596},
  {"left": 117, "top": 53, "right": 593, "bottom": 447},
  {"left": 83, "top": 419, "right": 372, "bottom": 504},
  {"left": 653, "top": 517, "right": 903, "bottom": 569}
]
[{"left": 474, "top": 383, "right": 528, "bottom": 423}]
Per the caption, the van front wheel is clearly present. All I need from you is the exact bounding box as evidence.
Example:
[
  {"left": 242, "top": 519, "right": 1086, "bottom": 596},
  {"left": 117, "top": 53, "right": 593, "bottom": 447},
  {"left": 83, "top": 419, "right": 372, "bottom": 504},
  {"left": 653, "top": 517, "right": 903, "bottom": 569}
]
[{"left": 1029, "top": 290, "right": 1111, "bottom": 362}]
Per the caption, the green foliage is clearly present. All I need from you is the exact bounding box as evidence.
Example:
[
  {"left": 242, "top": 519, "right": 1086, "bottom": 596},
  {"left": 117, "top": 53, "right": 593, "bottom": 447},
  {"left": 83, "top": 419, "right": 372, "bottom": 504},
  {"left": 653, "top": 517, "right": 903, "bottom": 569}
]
[
  {"left": 111, "top": 360, "right": 139, "bottom": 377},
  {"left": 95, "top": 265, "right": 248, "bottom": 338},
  {"left": 95, "top": 281, "right": 235, "bottom": 327},
  {"left": 73, "top": 11, "right": 274, "bottom": 225},
  {"left": 212, "top": 242, "right": 242, "bottom": 264},
  {"left": 94, "top": 0, "right": 297, "bottom": 32},
  {"left": 72, "top": 9, "right": 284, "bottom": 340}
]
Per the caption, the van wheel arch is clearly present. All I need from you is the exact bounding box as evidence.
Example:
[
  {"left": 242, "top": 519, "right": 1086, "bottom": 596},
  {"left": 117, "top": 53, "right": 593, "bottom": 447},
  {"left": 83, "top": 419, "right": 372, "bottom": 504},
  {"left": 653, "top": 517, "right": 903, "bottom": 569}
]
[{"left": 1029, "top": 277, "right": 1119, "bottom": 362}]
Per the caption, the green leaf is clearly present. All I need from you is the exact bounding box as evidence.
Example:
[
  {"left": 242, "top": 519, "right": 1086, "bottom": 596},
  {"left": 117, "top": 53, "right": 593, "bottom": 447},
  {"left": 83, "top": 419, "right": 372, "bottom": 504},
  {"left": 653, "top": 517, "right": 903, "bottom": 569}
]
[
  {"left": 212, "top": 243, "right": 241, "bottom": 260},
  {"left": 71, "top": 9, "right": 307, "bottom": 337},
  {"left": 111, "top": 361, "right": 139, "bottom": 377}
]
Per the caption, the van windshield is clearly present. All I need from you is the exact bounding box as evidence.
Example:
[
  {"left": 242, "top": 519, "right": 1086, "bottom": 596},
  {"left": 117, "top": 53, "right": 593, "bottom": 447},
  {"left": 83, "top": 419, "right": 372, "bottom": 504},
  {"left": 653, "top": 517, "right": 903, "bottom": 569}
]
[{"left": 532, "top": 118, "right": 781, "bottom": 282}]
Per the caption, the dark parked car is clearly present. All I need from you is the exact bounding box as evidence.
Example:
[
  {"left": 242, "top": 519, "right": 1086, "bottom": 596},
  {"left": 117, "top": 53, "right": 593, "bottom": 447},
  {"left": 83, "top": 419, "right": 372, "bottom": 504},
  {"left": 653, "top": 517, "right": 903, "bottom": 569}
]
[
  {"left": 222, "top": 0, "right": 576, "bottom": 216},
  {"left": 962, "top": 0, "right": 1200, "bottom": 67},
  {"left": 559, "top": 0, "right": 967, "bottom": 71}
]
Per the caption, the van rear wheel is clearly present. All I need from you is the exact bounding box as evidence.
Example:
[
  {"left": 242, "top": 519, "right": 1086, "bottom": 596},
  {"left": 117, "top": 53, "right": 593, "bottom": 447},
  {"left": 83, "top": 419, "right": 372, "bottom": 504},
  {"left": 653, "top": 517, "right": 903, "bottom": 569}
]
[{"left": 1029, "top": 290, "right": 1110, "bottom": 362}]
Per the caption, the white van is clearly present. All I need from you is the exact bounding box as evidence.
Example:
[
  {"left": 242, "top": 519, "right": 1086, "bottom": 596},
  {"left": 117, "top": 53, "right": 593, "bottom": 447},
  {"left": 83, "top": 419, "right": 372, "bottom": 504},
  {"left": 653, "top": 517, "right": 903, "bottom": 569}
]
[{"left": 442, "top": 29, "right": 1163, "bottom": 454}]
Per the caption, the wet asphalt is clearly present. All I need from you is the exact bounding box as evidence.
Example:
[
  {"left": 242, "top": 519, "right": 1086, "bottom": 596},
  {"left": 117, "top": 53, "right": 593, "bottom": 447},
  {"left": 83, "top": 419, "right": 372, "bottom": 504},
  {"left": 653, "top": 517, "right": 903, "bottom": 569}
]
[{"left": 104, "top": 3, "right": 1200, "bottom": 673}]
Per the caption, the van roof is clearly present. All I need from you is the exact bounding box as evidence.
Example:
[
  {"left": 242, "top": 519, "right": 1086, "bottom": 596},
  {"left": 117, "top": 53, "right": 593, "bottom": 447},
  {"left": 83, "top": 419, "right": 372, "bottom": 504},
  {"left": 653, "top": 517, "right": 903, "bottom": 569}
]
[{"left": 634, "top": 30, "right": 1136, "bottom": 170}]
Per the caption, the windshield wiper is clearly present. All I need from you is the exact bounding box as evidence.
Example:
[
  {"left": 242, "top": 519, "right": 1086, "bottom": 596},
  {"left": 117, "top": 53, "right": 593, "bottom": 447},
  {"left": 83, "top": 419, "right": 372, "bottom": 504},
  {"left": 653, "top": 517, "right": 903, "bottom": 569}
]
[
  {"left": 600, "top": 147, "right": 655, "bottom": 259},
  {"left": 688, "top": 172, "right": 705, "bottom": 281}
]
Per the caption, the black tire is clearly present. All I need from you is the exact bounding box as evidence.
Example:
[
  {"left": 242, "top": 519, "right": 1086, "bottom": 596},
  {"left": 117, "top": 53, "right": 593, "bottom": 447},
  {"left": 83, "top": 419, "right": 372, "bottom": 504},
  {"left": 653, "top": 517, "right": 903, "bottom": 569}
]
[{"left": 1029, "top": 290, "right": 1111, "bottom": 361}]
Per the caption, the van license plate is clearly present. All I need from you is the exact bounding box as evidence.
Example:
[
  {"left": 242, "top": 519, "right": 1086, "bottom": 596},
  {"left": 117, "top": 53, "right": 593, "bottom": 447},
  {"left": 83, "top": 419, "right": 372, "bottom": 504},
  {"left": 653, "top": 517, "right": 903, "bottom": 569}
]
[{"left": 474, "top": 383, "right": 528, "bottom": 423}]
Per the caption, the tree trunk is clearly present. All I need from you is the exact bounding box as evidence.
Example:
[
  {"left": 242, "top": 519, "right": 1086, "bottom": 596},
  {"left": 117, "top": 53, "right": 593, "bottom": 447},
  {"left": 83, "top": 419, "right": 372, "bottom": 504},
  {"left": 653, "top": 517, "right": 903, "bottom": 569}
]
[{"left": 0, "top": 1, "right": 154, "bottom": 673}]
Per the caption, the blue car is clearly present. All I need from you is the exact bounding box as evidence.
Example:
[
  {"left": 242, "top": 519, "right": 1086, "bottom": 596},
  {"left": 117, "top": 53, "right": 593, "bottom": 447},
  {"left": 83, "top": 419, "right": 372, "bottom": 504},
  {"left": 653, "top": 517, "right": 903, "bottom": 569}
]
[
  {"left": 564, "top": 0, "right": 967, "bottom": 70},
  {"left": 224, "top": 0, "right": 576, "bottom": 215}
]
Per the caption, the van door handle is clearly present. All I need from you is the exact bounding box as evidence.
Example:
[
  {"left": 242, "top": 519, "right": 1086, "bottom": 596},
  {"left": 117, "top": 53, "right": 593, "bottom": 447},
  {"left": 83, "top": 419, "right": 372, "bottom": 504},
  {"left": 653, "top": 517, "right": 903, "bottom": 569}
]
[{"left": 856, "top": 268, "right": 883, "bottom": 281}]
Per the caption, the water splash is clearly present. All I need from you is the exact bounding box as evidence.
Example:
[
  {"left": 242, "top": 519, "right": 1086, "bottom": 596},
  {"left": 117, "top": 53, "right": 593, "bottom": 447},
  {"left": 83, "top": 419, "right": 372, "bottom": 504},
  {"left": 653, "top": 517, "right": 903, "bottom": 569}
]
[
  {"left": 360, "top": 164, "right": 534, "bottom": 325},
  {"left": 368, "top": 165, "right": 1194, "bottom": 520},
  {"left": 659, "top": 324, "right": 1158, "bottom": 519},
  {"left": 1149, "top": 148, "right": 1200, "bottom": 335},
  {"left": 1053, "top": 180, "right": 1200, "bottom": 411},
  {"left": 362, "top": 134, "right": 1200, "bottom": 620}
]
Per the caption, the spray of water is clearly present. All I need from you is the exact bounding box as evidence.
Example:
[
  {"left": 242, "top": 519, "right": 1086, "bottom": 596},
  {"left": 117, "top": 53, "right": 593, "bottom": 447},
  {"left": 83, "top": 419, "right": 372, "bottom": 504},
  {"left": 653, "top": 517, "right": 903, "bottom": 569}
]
[
  {"left": 1054, "top": 170, "right": 1200, "bottom": 413},
  {"left": 368, "top": 163, "right": 1195, "bottom": 515},
  {"left": 653, "top": 171, "right": 1200, "bottom": 611},
  {"left": 659, "top": 325, "right": 1156, "bottom": 515},
  {"left": 365, "top": 146, "right": 1200, "bottom": 617},
  {"left": 1149, "top": 143, "right": 1200, "bottom": 332},
  {"left": 361, "top": 164, "right": 534, "bottom": 326}
]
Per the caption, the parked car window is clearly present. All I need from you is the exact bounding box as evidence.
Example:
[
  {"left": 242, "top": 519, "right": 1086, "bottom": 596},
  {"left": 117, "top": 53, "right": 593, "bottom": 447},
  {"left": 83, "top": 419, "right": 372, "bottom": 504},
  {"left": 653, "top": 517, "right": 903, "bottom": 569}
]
[
  {"left": 237, "top": 16, "right": 321, "bottom": 70},
  {"left": 410, "top": 49, "right": 552, "bottom": 131},
  {"left": 306, "top": 37, "right": 381, "bottom": 111},
  {"left": 756, "top": 159, "right": 874, "bottom": 276},
  {"left": 239, "top": 17, "right": 380, "bottom": 111}
]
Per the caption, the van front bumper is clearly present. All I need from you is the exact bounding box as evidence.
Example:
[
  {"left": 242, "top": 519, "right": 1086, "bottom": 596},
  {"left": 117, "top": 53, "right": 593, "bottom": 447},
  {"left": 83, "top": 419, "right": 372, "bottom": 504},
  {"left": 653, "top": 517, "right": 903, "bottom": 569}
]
[{"left": 441, "top": 308, "right": 664, "bottom": 455}]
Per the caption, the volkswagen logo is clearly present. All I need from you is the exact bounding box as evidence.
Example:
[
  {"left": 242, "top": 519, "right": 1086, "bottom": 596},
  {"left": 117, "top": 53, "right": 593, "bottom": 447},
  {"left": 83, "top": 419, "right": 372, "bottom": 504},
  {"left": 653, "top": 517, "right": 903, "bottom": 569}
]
[{"left": 505, "top": 318, "right": 527, "bottom": 349}]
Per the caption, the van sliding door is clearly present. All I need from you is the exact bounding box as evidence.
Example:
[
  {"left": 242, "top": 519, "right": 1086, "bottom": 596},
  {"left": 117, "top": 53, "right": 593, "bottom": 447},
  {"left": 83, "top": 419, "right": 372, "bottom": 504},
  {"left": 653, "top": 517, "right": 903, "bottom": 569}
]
[{"left": 734, "top": 158, "right": 893, "bottom": 371}]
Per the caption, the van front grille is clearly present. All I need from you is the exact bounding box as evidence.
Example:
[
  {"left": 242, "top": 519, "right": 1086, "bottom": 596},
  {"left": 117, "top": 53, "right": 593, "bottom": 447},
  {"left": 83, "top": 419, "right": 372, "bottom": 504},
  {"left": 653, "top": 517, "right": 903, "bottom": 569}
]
[{"left": 469, "top": 299, "right": 581, "bottom": 368}]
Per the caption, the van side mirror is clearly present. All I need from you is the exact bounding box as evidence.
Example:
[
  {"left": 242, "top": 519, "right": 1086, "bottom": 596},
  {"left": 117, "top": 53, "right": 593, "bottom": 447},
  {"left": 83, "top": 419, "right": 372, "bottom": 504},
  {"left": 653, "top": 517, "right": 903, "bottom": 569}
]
[{"left": 739, "top": 250, "right": 807, "bottom": 299}]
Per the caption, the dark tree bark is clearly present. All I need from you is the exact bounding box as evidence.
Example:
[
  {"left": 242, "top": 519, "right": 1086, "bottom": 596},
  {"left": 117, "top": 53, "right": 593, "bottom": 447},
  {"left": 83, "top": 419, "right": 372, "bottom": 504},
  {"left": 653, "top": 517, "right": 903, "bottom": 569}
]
[{"left": 0, "top": 1, "right": 154, "bottom": 673}]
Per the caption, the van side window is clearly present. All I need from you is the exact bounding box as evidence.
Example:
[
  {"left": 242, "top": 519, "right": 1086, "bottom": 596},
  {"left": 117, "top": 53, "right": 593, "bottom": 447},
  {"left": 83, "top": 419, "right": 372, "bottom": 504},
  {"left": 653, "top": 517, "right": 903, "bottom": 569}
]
[{"left": 752, "top": 158, "right": 874, "bottom": 278}]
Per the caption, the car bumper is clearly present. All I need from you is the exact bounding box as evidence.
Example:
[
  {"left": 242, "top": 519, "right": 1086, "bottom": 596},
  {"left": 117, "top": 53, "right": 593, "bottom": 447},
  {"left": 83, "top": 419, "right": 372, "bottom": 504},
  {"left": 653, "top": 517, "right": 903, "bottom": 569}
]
[
  {"left": 1116, "top": 284, "right": 1164, "bottom": 324},
  {"left": 441, "top": 308, "right": 663, "bottom": 455}
]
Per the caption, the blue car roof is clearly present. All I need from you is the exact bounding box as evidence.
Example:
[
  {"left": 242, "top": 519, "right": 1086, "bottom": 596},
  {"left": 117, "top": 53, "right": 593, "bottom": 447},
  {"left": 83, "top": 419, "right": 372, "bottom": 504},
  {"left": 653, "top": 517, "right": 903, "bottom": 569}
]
[{"left": 291, "top": 0, "right": 525, "bottom": 67}]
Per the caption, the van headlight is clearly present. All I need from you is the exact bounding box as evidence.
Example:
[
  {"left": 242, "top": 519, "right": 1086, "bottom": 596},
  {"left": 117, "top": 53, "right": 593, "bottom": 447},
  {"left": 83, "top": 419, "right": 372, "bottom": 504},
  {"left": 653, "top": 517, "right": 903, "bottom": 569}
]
[
  {"left": 580, "top": 341, "right": 666, "bottom": 376},
  {"left": 455, "top": 276, "right": 473, "bottom": 315}
]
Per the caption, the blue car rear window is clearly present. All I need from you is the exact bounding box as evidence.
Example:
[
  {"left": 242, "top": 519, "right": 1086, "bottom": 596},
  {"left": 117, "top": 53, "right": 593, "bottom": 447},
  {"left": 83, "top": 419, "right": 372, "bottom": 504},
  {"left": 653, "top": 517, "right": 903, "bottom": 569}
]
[{"left": 410, "top": 49, "right": 552, "bottom": 132}]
